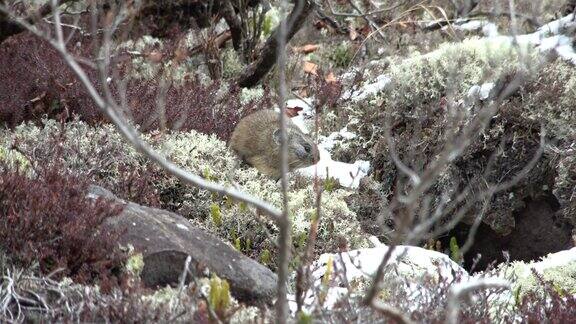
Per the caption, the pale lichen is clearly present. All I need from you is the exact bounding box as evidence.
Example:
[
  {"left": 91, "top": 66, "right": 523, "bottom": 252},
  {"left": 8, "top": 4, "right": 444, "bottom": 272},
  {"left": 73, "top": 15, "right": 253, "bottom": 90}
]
[
  {"left": 382, "top": 37, "right": 536, "bottom": 108},
  {"left": 222, "top": 48, "right": 244, "bottom": 79},
  {"left": 498, "top": 250, "right": 576, "bottom": 301}
]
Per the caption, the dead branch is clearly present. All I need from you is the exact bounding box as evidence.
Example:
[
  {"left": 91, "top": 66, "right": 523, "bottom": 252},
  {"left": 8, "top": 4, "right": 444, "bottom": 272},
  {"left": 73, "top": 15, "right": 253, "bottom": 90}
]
[
  {"left": 0, "top": 0, "right": 78, "bottom": 44},
  {"left": 237, "top": 0, "right": 314, "bottom": 88}
]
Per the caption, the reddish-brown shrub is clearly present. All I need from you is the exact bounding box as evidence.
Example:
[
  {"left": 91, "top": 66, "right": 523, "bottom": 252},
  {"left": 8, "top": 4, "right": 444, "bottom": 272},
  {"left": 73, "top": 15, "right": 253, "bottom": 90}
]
[
  {"left": 310, "top": 71, "right": 343, "bottom": 112},
  {"left": 0, "top": 165, "right": 125, "bottom": 284},
  {"left": 0, "top": 28, "right": 273, "bottom": 141},
  {"left": 517, "top": 271, "right": 576, "bottom": 323}
]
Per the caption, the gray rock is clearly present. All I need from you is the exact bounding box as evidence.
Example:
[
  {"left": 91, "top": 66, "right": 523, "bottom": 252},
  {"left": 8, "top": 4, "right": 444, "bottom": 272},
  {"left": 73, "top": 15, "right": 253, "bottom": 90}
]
[{"left": 89, "top": 185, "right": 277, "bottom": 305}]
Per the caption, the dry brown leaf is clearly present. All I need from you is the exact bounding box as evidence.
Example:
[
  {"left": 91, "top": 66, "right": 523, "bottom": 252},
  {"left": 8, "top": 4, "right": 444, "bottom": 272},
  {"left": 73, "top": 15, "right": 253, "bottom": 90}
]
[
  {"left": 303, "top": 61, "right": 318, "bottom": 75},
  {"left": 314, "top": 20, "right": 327, "bottom": 30},
  {"left": 286, "top": 106, "right": 304, "bottom": 117},
  {"left": 297, "top": 88, "right": 308, "bottom": 97},
  {"left": 294, "top": 44, "right": 320, "bottom": 54},
  {"left": 325, "top": 72, "right": 337, "bottom": 83}
]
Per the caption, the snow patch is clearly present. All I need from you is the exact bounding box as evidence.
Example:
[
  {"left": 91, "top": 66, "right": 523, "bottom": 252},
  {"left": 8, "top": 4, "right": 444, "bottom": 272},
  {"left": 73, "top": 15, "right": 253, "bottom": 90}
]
[
  {"left": 529, "top": 246, "right": 576, "bottom": 273},
  {"left": 285, "top": 99, "right": 370, "bottom": 189},
  {"left": 289, "top": 243, "right": 468, "bottom": 314},
  {"left": 350, "top": 75, "right": 391, "bottom": 101},
  {"left": 298, "top": 151, "right": 370, "bottom": 189},
  {"left": 285, "top": 98, "right": 314, "bottom": 134},
  {"left": 311, "top": 245, "right": 466, "bottom": 284},
  {"left": 447, "top": 19, "right": 500, "bottom": 37},
  {"left": 510, "top": 14, "right": 576, "bottom": 64},
  {"left": 467, "top": 82, "right": 495, "bottom": 102},
  {"left": 299, "top": 126, "right": 370, "bottom": 189}
]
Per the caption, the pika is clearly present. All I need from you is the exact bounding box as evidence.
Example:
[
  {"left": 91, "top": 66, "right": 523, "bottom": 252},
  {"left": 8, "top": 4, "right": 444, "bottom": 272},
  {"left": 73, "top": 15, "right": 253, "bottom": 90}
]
[{"left": 230, "top": 110, "right": 319, "bottom": 179}]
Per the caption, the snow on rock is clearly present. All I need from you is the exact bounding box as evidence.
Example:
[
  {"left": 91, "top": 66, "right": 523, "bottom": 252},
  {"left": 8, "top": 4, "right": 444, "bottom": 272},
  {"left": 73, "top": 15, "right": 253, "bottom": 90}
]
[
  {"left": 510, "top": 14, "right": 576, "bottom": 63},
  {"left": 529, "top": 246, "right": 576, "bottom": 272},
  {"left": 285, "top": 98, "right": 315, "bottom": 133},
  {"left": 446, "top": 19, "right": 500, "bottom": 37},
  {"left": 286, "top": 99, "right": 371, "bottom": 189},
  {"left": 288, "top": 244, "right": 468, "bottom": 313},
  {"left": 288, "top": 239, "right": 576, "bottom": 315},
  {"left": 467, "top": 82, "right": 495, "bottom": 102},
  {"left": 538, "top": 13, "right": 576, "bottom": 35},
  {"left": 311, "top": 245, "right": 467, "bottom": 286},
  {"left": 350, "top": 74, "right": 391, "bottom": 102},
  {"left": 443, "top": 15, "right": 576, "bottom": 69},
  {"left": 495, "top": 246, "right": 576, "bottom": 284}
]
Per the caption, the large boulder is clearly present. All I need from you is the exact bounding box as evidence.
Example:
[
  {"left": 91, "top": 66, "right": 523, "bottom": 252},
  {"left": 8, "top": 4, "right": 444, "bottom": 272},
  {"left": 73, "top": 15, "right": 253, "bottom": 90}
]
[{"left": 88, "top": 185, "right": 277, "bottom": 305}]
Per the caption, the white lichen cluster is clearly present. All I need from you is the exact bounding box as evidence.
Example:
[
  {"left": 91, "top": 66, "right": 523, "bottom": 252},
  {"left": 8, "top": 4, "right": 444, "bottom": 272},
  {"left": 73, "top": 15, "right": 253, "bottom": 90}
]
[
  {"left": 116, "top": 34, "right": 211, "bottom": 83},
  {"left": 222, "top": 48, "right": 244, "bottom": 79},
  {"left": 384, "top": 37, "right": 536, "bottom": 107},
  {"left": 239, "top": 86, "right": 265, "bottom": 105},
  {"left": 521, "top": 60, "right": 576, "bottom": 139},
  {"left": 497, "top": 248, "right": 576, "bottom": 300},
  {"left": 116, "top": 36, "right": 165, "bottom": 80}
]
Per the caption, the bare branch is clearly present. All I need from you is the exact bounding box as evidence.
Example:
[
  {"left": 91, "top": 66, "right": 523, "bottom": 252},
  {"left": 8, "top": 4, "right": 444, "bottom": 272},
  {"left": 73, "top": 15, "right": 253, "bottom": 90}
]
[
  {"left": 237, "top": 0, "right": 313, "bottom": 87},
  {"left": 275, "top": 0, "right": 293, "bottom": 320}
]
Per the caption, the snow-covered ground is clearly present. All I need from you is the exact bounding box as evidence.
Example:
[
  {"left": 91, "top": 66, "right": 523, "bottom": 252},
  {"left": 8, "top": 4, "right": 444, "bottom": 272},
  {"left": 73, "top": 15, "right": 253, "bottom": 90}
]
[
  {"left": 445, "top": 14, "right": 576, "bottom": 64},
  {"left": 290, "top": 240, "right": 576, "bottom": 315},
  {"left": 285, "top": 98, "right": 371, "bottom": 189}
]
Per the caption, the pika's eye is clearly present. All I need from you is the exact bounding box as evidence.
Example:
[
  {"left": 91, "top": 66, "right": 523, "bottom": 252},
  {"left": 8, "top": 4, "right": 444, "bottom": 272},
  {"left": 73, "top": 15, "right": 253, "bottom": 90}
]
[{"left": 303, "top": 143, "right": 312, "bottom": 153}]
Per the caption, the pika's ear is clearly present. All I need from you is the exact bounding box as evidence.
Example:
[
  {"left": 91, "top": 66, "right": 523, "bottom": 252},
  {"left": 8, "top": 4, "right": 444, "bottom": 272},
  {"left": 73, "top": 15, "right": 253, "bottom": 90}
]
[{"left": 272, "top": 129, "right": 281, "bottom": 146}]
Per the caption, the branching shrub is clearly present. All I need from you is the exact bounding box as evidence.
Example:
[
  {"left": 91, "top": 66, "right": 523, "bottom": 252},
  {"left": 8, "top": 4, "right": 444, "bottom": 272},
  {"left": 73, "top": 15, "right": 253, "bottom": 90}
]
[
  {"left": 0, "top": 165, "right": 124, "bottom": 284},
  {"left": 517, "top": 271, "right": 576, "bottom": 323}
]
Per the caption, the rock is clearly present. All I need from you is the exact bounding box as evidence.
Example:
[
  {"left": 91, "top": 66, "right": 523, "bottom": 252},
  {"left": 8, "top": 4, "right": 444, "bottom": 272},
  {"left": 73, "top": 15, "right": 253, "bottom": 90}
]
[{"left": 89, "top": 186, "right": 277, "bottom": 305}]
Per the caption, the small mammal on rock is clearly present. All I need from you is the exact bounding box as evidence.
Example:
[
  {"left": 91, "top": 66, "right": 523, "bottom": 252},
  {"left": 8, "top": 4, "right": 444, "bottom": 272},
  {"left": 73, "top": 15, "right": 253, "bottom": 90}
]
[{"left": 230, "top": 110, "right": 319, "bottom": 179}]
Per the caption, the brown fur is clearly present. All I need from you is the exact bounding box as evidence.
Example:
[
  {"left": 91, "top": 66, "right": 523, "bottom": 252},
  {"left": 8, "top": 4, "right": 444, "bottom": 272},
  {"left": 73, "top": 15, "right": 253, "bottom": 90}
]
[{"left": 230, "top": 110, "right": 318, "bottom": 179}]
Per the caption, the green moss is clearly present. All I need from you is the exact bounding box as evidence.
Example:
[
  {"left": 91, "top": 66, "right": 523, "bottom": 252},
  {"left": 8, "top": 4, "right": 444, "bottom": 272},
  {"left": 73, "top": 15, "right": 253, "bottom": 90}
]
[
  {"left": 210, "top": 203, "right": 223, "bottom": 227},
  {"left": 125, "top": 253, "right": 145, "bottom": 277},
  {"left": 328, "top": 41, "right": 355, "bottom": 68},
  {"left": 208, "top": 274, "right": 231, "bottom": 316},
  {"left": 262, "top": 7, "right": 280, "bottom": 38},
  {"left": 449, "top": 237, "right": 462, "bottom": 265},
  {"left": 259, "top": 249, "right": 271, "bottom": 265}
]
